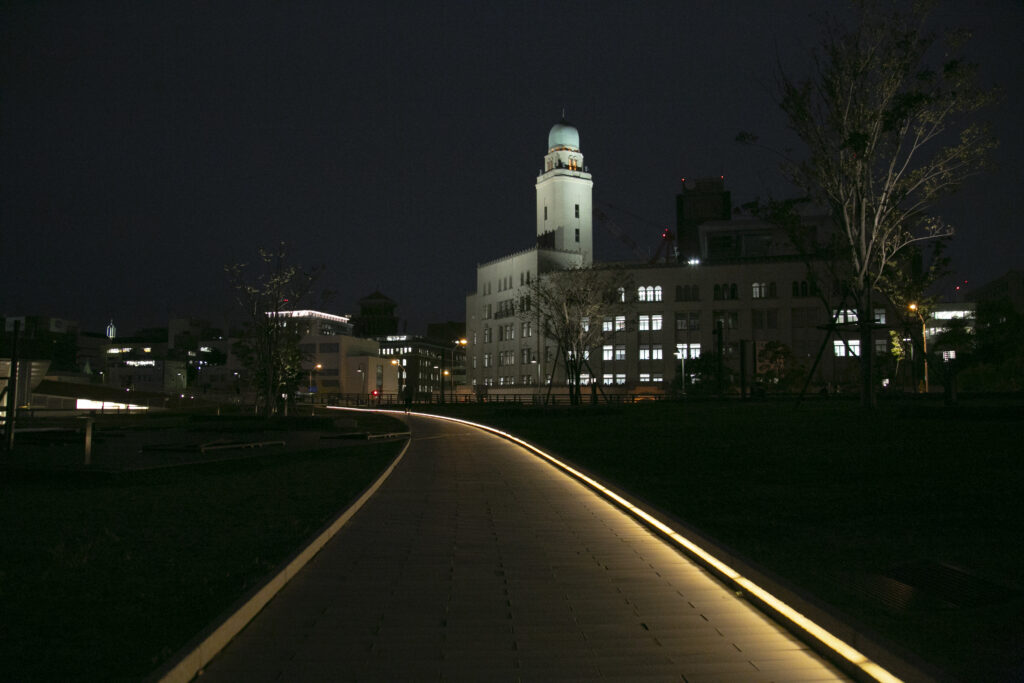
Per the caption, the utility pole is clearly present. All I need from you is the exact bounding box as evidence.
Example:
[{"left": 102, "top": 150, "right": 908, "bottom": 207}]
[{"left": 4, "top": 320, "right": 21, "bottom": 452}]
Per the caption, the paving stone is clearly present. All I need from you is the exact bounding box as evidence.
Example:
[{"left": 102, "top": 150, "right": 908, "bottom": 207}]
[{"left": 197, "top": 415, "right": 850, "bottom": 682}]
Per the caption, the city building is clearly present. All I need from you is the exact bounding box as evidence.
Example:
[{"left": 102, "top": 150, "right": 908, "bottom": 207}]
[{"left": 465, "top": 118, "right": 891, "bottom": 397}]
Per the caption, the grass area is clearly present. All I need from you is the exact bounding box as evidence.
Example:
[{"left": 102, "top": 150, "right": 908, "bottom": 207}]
[
  {"left": 0, "top": 412, "right": 405, "bottom": 681},
  {"left": 430, "top": 398, "right": 1024, "bottom": 682}
]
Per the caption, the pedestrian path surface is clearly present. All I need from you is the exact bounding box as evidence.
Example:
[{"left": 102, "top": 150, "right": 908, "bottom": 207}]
[{"left": 198, "top": 414, "right": 849, "bottom": 681}]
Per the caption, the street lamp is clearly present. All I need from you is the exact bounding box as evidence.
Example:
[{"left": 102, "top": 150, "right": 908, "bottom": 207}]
[
  {"left": 308, "top": 362, "right": 322, "bottom": 402},
  {"left": 908, "top": 303, "right": 928, "bottom": 393},
  {"left": 450, "top": 338, "right": 467, "bottom": 402},
  {"left": 391, "top": 358, "right": 405, "bottom": 403},
  {"left": 675, "top": 343, "right": 687, "bottom": 397}
]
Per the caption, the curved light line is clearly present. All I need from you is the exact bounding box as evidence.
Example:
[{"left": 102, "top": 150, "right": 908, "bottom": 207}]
[{"left": 355, "top": 408, "right": 904, "bottom": 683}]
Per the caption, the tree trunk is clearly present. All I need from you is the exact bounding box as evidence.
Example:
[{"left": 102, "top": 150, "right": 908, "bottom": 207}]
[{"left": 858, "top": 292, "right": 876, "bottom": 409}]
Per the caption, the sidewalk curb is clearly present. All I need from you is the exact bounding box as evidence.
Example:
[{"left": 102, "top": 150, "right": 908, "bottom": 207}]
[{"left": 150, "top": 436, "right": 411, "bottom": 683}]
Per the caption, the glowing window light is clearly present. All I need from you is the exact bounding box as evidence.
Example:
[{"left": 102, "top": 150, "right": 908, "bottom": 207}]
[{"left": 76, "top": 399, "right": 149, "bottom": 411}]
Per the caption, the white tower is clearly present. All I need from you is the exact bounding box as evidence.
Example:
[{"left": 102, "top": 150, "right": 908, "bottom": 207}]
[{"left": 536, "top": 117, "right": 593, "bottom": 265}]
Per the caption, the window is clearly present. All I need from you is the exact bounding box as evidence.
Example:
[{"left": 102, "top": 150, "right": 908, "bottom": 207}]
[
  {"left": 637, "top": 285, "right": 663, "bottom": 302},
  {"left": 833, "top": 339, "right": 861, "bottom": 357},
  {"left": 580, "top": 317, "right": 589, "bottom": 332},
  {"left": 483, "top": 327, "right": 492, "bottom": 343},
  {"left": 615, "top": 373, "right": 626, "bottom": 385},
  {"left": 544, "top": 206, "right": 547, "bottom": 220},
  {"left": 640, "top": 373, "right": 651, "bottom": 383},
  {"left": 521, "top": 348, "right": 532, "bottom": 364},
  {"left": 615, "top": 315, "right": 626, "bottom": 331},
  {"left": 640, "top": 314, "right": 663, "bottom": 331},
  {"left": 676, "top": 343, "right": 701, "bottom": 359},
  {"left": 575, "top": 228, "right": 580, "bottom": 242},
  {"left": 675, "top": 311, "right": 699, "bottom": 331},
  {"left": 833, "top": 309, "right": 858, "bottom": 324},
  {"left": 575, "top": 204, "right": 579, "bottom": 218},
  {"left": 614, "top": 345, "right": 626, "bottom": 361},
  {"left": 730, "top": 283, "right": 738, "bottom": 299},
  {"left": 676, "top": 284, "right": 699, "bottom": 301},
  {"left": 603, "top": 375, "right": 615, "bottom": 385},
  {"left": 752, "top": 282, "right": 768, "bottom": 299},
  {"left": 602, "top": 317, "right": 613, "bottom": 332},
  {"left": 483, "top": 353, "right": 492, "bottom": 367},
  {"left": 603, "top": 344, "right": 613, "bottom": 361},
  {"left": 875, "top": 339, "right": 888, "bottom": 355},
  {"left": 483, "top": 304, "right": 492, "bottom": 319},
  {"left": 713, "top": 284, "right": 722, "bottom": 300},
  {"left": 874, "top": 309, "right": 886, "bottom": 325},
  {"left": 521, "top": 321, "right": 532, "bottom": 337},
  {"left": 579, "top": 373, "right": 592, "bottom": 385},
  {"left": 713, "top": 311, "right": 738, "bottom": 330},
  {"left": 639, "top": 345, "right": 663, "bottom": 360}
]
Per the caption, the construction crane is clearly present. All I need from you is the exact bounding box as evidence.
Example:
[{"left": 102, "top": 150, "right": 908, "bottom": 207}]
[
  {"left": 650, "top": 228, "right": 678, "bottom": 264},
  {"left": 595, "top": 203, "right": 677, "bottom": 263}
]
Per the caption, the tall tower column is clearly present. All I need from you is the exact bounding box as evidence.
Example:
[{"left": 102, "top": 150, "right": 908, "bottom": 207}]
[{"left": 535, "top": 118, "right": 594, "bottom": 265}]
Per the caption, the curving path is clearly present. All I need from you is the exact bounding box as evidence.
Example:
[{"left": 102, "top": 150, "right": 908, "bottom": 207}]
[{"left": 197, "top": 413, "right": 849, "bottom": 681}]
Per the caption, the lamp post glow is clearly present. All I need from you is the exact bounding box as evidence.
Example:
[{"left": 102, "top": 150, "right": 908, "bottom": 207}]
[
  {"left": 909, "top": 303, "right": 928, "bottom": 393},
  {"left": 308, "top": 363, "right": 322, "bottom": 400},
  {"left": 391, "top": 358, "right": 405, "bottom": 403},
  {"left": 675, "top": 344, "right": 687, "bottom": 396}
]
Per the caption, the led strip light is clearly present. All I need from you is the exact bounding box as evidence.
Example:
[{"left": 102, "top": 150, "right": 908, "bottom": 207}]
[{"left": 339, "top": 407, "right": 904, "bottom": 683}]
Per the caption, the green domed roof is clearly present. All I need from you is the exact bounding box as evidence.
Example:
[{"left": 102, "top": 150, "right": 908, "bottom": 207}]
[{"left": 548, "top": 118, "right": 580, "bottom": 151}]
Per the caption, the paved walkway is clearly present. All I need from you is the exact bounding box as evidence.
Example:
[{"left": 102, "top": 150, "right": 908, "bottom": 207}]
[{"left": 197, "top": 413, "right": 849, "bottom": 681}]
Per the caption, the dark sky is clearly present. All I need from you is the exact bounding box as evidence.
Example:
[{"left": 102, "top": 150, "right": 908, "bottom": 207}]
[{"left": 2, "top": 1, "right": 1021, "bottom": 335}]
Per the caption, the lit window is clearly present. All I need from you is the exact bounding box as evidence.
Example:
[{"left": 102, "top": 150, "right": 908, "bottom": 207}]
[
  {"left": 752, "top": 282, "right": 767, "bottom": 299},
  {"left": 833, "top": 339, "right": 861, "bottom": 357},
  {"left": 833, "top": 309, "right": 858, "bottom": 324},
  {"left": 603, "top": 317, "right": 613, "bottom": 332},
  {"left": 652, "top": 314, "right": 662, "bottom": 331},
  {"left": 640, "top": 373, "right": 651, "bottom": 383},
  {"left": 639, "top": 345, "right": 651, "bottom": 360},
  {"left": 615, "top": 315, "right": 625, "bottom": 331},
  {"left": 614, "top": 345, "right": 626, "bottom": 361},
  {"left": 615, "top": 373, "right": 626, "bottom": 385},
  {"left": 676, "top": 343, "right": 701, "bottom": 359},
  {"left": 639, "top": 315, "right": 650, "bottom": 331},
  {"left": 603, "top": 345, "right": 614, "bottom": 361},
  {"left": 652, "top": 345, "right": 663, "bottom": 360}
]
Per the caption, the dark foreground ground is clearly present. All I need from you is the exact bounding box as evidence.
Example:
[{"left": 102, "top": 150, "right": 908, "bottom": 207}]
[
  {"left": 426, "top": 397, "right": 1024, "bottom": 682},
  {"left": 0, "top": 412, "right": 405, "bottom": 681}
]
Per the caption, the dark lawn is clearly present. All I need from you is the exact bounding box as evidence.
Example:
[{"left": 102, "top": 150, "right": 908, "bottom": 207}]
[
  {"left": 0, "top": 426, "right": 403, "bottom": 681},
  {"left": 432, "top": 398, "right": 1024, "bottom": 682}
]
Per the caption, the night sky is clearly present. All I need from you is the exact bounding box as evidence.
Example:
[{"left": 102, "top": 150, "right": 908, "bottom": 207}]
[{"left": 3, "top": 1, "right": 1021, "bottom": 335}]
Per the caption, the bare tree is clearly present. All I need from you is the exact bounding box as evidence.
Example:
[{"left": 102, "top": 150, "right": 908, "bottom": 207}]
[
  {"left": 777, "top": 0, "right": 996, "bottom": 406},
  {"left": 225, "top": 243, "right": 323, "bottom": 416},
  {"left": 524, "top": 267, "right": 633, "bottom": 405}
]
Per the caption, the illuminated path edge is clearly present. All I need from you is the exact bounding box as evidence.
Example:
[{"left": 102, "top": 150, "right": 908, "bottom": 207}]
[
  {"left": 398, "top": 408, "right": 907, "bottom": 683},
  {"left": 153, "top": 434, "right": 411, "bottom": 683}
]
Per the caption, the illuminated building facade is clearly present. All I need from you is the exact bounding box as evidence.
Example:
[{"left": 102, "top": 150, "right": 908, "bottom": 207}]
[{"left": 466, "top": 119, "right": 895, "bottom": 396}]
